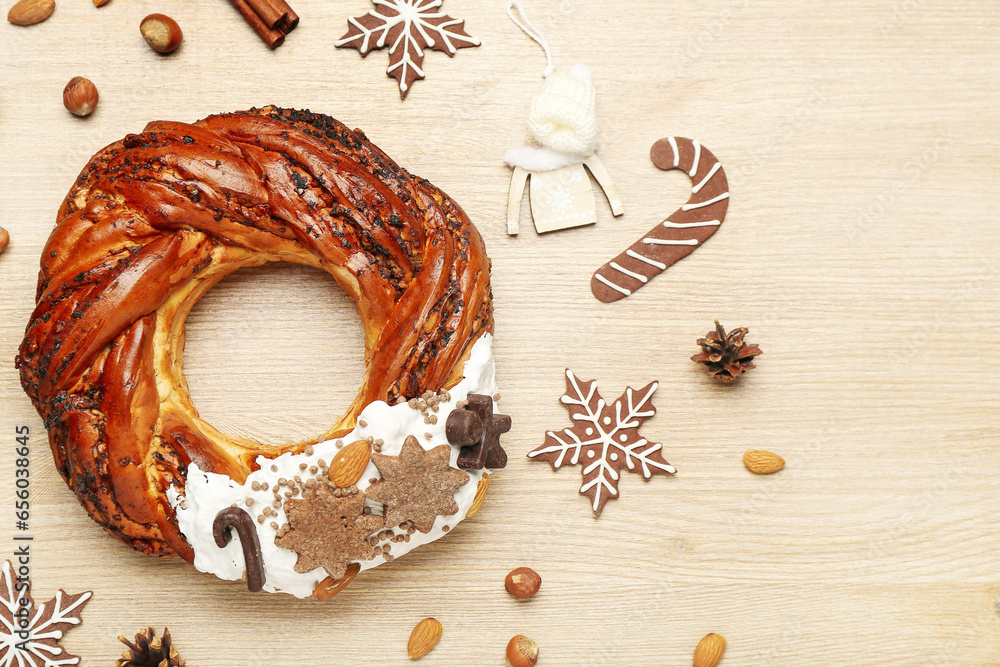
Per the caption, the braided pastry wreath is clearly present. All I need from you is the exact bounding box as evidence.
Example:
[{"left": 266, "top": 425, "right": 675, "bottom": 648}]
[{"left": 17, "top": 107, "right": 505, "bottom": 598}]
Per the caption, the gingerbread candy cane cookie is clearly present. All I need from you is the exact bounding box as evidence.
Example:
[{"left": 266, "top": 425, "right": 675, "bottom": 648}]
[{"left": 591, "top": 137, "right": 729, "bottom": 302}]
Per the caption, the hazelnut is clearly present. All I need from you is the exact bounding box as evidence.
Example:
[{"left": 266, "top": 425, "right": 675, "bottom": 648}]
[
  {"left": 0, "top": 227, "right": 9, "bottom": 254},
  {"left": 140, "top": 13, "right": 183, "bottom": 53},
  {"left": 504, "top": 567, "right": 541, "bottom": 600},
  {"left": 505, "top": 635, "right": 539, "bottom": 667},
  {"left": 62, "top": 77, "right": 99, "bottom": 117}
]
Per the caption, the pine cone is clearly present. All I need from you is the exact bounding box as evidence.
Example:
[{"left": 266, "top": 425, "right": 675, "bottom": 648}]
[
  {"left": 116, "top": 627, "right": 185, "bottom": 667},
  {"left": 691, "top": 321, "right": 762, "bottom": 382}
]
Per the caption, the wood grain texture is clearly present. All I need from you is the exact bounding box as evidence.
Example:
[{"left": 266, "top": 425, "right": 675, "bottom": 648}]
[{"left": 1, "top": 1, "right": 998, "bottom": 665}]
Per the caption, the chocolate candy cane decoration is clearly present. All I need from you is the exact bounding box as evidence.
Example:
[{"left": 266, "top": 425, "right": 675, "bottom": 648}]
[
  {"left": 213, "top": 507, "right": 266, "bottom": 592},
  {"left": 591, "top": 137, "right": 729, "bottom": 302}
]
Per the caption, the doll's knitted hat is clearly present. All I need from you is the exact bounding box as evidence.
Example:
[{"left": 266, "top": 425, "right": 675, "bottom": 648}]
[{"left": 528, "top": 64, "right": 598, "bottom": 155}]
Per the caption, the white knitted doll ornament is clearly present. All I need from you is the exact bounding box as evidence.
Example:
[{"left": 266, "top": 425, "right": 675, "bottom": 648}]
[
  {"left": 529, "top": 63, "right": 598, "bottom": 155},
  {"left": 505, "top": 2, "right": 624, "bottom": 235}
]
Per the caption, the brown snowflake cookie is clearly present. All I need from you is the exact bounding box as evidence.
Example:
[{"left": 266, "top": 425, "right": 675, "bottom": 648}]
[
  {"left": 528, "top": 370, "right": 675, "bottom": 517},
  {"left": 367, "top": 435, "right": 470, "bottom": 533},
  {"left": 0, "top": 560, "right": 91, "bottom": 667},
  {"left": 275, "top": 487, "right": 385, "bottom": 581},
  {"left": 335, "top": 0, "right": 480, "bottom": 99}
]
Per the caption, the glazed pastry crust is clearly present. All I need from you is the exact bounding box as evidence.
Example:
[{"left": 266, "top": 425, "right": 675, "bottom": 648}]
[{"left": 16, "top": 107, "right": 493, "bottom": 560}]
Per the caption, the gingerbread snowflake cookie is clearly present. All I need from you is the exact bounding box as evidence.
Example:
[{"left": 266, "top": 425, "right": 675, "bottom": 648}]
[
  {"left": 528, "top": 370, "right": 675, "bottom": 517},
  {"left": 336, "top": 0, "right": 480, "bottom": 99},
  {"left": 0, "top": 560, "right": 91, "bottom": 667}
]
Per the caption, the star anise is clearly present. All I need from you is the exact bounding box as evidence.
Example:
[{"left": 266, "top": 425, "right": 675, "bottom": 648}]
[
  {"left": 691, "top": 321, "right": 762, "bottom": 382},
  {"left": 116, "top": 627, "right": 185, "bottom": 667}
]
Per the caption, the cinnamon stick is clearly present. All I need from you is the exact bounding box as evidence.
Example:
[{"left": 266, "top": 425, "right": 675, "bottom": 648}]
[
  {"left": 272, "top": 0, "right": 298, "bottom": 32},
  {"left": 229, "top": 0, "right": 285, "bottom": 48},
  {"left": 246, "top": 0, "right": 287, "bottom": 29}
]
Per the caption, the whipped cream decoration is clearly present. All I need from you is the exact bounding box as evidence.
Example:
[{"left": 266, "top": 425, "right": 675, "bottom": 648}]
[{"left": 170, "top": 333, "right": 498, "bottom": 598}]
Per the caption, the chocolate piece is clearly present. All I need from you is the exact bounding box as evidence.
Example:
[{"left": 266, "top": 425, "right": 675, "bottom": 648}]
[
  {"left": 591, "top": 136, "right": 729, "bottom": 302},
  {"left": 367, "top": 436, "right": 470, "bottom": 533},
  {"left": 212, "top": 507, "right": 266, "bottom": 592},
  {"left": 527, "top": 369, "right": 675, "bottom": 517},
  {"left": 455, "top": 394, "right": 511, "bottom": 469},
  {"left": 445, "top": 408, "right": 484, "bottom": 447}
]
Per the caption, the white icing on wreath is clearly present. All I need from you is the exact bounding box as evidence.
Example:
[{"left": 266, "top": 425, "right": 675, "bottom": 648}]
[{"left": 170, "top": 333, "right": 498, "bottom": 599}]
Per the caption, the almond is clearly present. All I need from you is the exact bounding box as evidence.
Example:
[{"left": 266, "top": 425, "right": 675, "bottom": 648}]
[
  {"left": 693, "top": 632, "right": 727, "bottom": 667},
  {"left": 329, "top": 439, "right": 371, "bottom": 488},
  {"left": 466, "top": 473, "right": 489, "bottom": 517},
  {"left": 407, "top": 617, "right": 443, "bottom": 660},
  {"left": 505, "top": 635, "right": 539, "bottom": 667},
  {"left": 7, "top": 0, "right": 54, "bottom": 25},
  {"left": 742, "top": 449, "right": 785, "bottom": 475},
  {"left": 312, "top": 562, "right": 360, "bottom": 601}
]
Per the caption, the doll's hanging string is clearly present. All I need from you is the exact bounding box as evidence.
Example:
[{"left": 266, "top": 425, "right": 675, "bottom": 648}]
[
  {"left": 506, "top": 1, "right": 598, "bottom": 156},
  {"left": 507, "top": 0, "right": 555, "bottom": 78}
]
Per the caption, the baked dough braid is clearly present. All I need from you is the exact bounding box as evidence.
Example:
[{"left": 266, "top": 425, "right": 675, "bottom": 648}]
[{"left": 16, "top": 107, "right": 493, "bottom": 560}]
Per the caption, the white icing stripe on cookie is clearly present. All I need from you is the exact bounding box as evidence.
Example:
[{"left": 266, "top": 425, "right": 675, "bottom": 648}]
[
  {"left": 662, "top": 219, "right": 721, "bottom": 229},
  {"left": 643, "top": 237, "right": 699, "bottom": 246},
  {"left": 681, "top": 192, "right": 729, "bottom": 211},
  {"left": 692, "top": 162, "right": 721, "bottom": 194},
  {"left": 610, "top": 262, "right": 648, "bottom": 283},
  {"left": 626, "top": 249, "right": 667, "bottom": 270},
  {"left": 667, "top": 136, "right": 679, "bottom": 167},
  {"left": 688, "top": 140, "right": 701, "bottom": 178},
  {"left": 594, "top": 273, "right": 631, "bottom": 295},
  {"left": 540, "top": 431, "right": 585, "bottom": 467}
]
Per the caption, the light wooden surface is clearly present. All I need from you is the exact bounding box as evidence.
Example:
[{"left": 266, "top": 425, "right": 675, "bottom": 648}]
[{"left": 1, "top": 1, "right": 999, "bottom": 665}]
